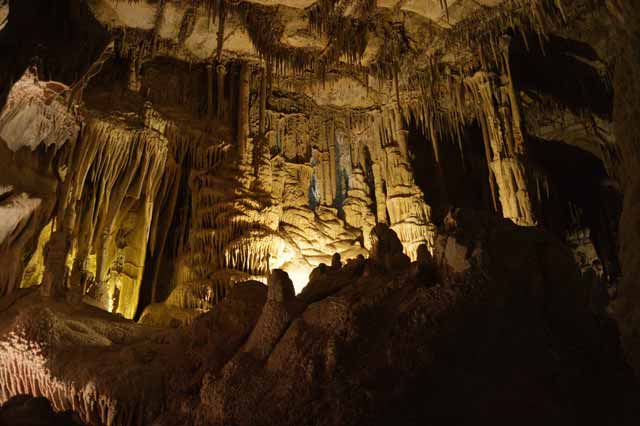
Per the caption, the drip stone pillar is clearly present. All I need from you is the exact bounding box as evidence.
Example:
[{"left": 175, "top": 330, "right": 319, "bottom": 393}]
[
  {"left": 128, "top": 57, "right": 141, "bottom": 92},
  {"left": 328, "top": 120, "right": 337, "bottom": 205},
  {"left": 259, "top": 65, "right": 267, "bottom": 135},
  {"left": 237, "top": 62, "right": 250, "bottom": 161},
  {"left": 237, "top": 62, "right": 255, "bottom": 190},
  {"left": 317, "top": 123, "right": 335, "bottom": 207},
  {"left": 372, "top": 163, "right": 387, "bottom": 224},
  {"left": 468, "top": 69, "right": 537, "bottom": 226},
  {"left": 67, "top": 199, "right": 97, "bottom": 303},
  {"left": 393, "top": 108, "right": 409, "bottom": 158},
  {"left": 253, "top": 65, "right": 272, "bottom": 195},
  {"left": 216, "top": 63, "right": 226, "bottom": 120},
  {"left": 41, "top": 171, "right": 80, "bottom": 297}
]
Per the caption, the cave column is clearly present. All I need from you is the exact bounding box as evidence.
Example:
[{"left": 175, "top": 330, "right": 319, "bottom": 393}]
[
  {"left": 393, "top": 108, "right": 409, "bottom": 159},
  {"left": 128, "top": 57, "right": 142, "bottom": 93},
  {"left": 68, "top": 245, "right": 90, "bottom": 303},
  {"left": 259, "top": 64, "right": 267, "bottom": 135},
  {"left": 40, "top": 152, "right": 85, "bottom": 299},
  {"left": 468, "top": 67, "right": 537, "bottom": 226},
  {"left": 328, "top": 120, "right": 338, "bottom": 205},
  {"left": 93, "top": 228, "right": 113, "bottom": 309},
  {"left": 237, "top": 62, "right": 255, "bottom": 190},
  {"left": 237, "top": 62, "right": 250, "bottom": 162},
  {"left": 67, "top": 198, "right": 97, "bottom": 303},
  {"left": 318, "top": 123, "right": 334, "bottom": 207},
  {"left": 372, "top": 162, "right": 387, "bottom": 224},
  {"left": 216, "top": 63, "right": 227, "bottom": 120},
  {"left": 252, "top": 63, "right": 272, "bottom": 194}
]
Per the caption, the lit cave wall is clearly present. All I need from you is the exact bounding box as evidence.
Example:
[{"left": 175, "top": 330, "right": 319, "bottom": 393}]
[{"left": 0, "top": 1, "right": 639, "bottom": 425}]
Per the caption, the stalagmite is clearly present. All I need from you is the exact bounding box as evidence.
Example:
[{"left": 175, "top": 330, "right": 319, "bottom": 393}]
[
  {"left": 342, "top": 166, "right": 376, "bottom": 248},
  {"left": 237, "top": 62, "right": 251, "bottom": 165},
  {"left": 328, "top": 120, "right": 338, "bottom": 206}
]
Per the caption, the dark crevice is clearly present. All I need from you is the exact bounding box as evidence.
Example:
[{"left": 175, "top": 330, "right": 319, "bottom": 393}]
[
  {"left": 530, "top": 137, "right": 622, "bottom": 279},
  {"left": 510, "top": 33, "right": 613, "bottom": 119},
  {"left": 0, "top": 0, "right": 109, "bottom": 105}
]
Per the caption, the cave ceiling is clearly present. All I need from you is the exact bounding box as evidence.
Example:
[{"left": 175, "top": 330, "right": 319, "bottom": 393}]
[
  {"left": 75, "top": 0, "right": 614, "bottom": 140},
  {"left": 85, "top": 1, "right": 534, "bottom": 99}
]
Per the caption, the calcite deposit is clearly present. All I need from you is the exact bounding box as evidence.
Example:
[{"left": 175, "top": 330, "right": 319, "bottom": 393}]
[{"left": 0, "top": 0, "right": 639, "bottom": 424}]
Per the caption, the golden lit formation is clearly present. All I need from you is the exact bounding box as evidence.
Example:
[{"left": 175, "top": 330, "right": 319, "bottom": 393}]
[{"left": 0, "top": 0, "right": 639, "bottom": 425}]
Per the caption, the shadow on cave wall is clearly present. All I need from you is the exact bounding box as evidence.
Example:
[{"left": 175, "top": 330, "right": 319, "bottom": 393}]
[
  {"left": 0, "top": 0, "right": 109, "bottom": 105},
  {"left": 510, "top": 32, "right": 613, "bottom": 119},
  {"left": 508, "top": 30, "right": 621, "bottom": 277},
  {"left": 530, "top": 137, "right": 622, "bottom": 279},
  {"left": 406, "top": 119, "right": 493, "bottom": 225}
]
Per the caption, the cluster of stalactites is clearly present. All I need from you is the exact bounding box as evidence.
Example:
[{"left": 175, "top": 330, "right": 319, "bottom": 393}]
[
  {"left": 463, "top": 40, "right": 539, "bottom": 226},
  {"left": 443, "top": 0, "right": 568, "bottom": 56},
  {"left": 139, "top": 98, "right": 238, "bottom": 304},
  {"left": 40, "top": 116, "right": 170, "bottom": 317},
  {"left": 337, "top": 105, "right": 436, "bottom": 257},
  {"left": 374, "top": 0, "right": 576, "bottom": 157},
  {"left": 153, "top": 64, "right": 283, "bottom": 307},
  {"left": 0, "top": 68, "right": 79, "bottom": 152}
]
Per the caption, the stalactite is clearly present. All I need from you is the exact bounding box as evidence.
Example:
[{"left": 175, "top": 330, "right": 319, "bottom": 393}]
[
  {"left": 215, "top": 2, "right": 226, "bottom": 63},
  {"left": 177, "top": 5, "right": 197, "bottom": 47},
  {"left": 259, "top": 65, "right": 267, "bottom": 136},
  {"left": 465, "top": 54, "right": 537, "bottom": 227},
  {"left": 150, "top": 0, "right": 167, "bottom": 57},
  {"left": 0, "top": 68, "right": 80, "bottom": 152},
  {"left": 237, "top": 62, "right": 252, "bottom": 167},
  {"left": 46, "top": 116, "right": 170, "bottom": 312}
]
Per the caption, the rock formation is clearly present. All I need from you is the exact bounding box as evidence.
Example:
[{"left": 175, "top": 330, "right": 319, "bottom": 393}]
[{"left": 0, "top": 0, "right": 639, "bottom": 424}]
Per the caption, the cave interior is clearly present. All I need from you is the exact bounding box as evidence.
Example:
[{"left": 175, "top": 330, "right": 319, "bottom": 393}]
[{"left": 0, "top": 0, "right": 640, "bottom": 425}]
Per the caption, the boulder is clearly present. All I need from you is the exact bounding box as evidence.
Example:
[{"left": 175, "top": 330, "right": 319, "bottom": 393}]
[
  {"left": 243, "top": 270, "right": 303, "bottom": 359},
  {"left": 369, "top": 223, "right": 411, "bottom": 272}
]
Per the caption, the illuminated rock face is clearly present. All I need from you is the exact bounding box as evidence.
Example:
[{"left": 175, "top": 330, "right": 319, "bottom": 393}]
[
  {"left": 0, "top": 69, "right": 78, "bottom": 153},
  {"left": 0, "top": 58, "right": 434, "bottom": 317},
  {"left": 1, "top": 0, "right": 640, "bottom": 422},
  {"left": 0, "top": 66, "right": 436, "bottom": 316}
]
